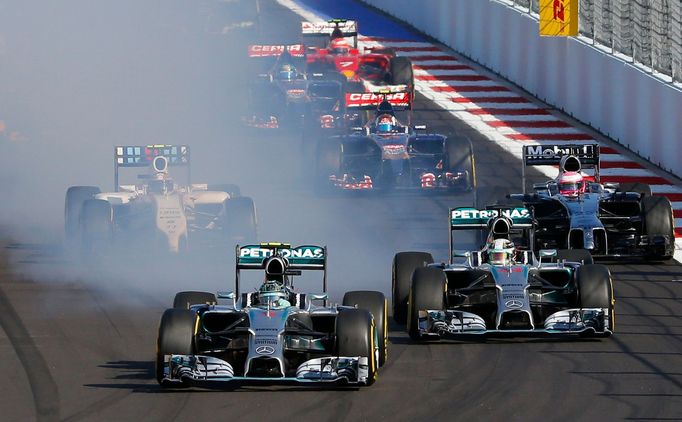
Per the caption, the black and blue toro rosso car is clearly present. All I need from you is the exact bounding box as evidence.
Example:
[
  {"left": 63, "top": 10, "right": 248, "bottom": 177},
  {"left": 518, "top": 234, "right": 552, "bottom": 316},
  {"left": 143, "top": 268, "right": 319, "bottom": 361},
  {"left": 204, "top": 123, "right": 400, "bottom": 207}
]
[{"left": 315, "top": 93, "right": 475, "bottom": 192}]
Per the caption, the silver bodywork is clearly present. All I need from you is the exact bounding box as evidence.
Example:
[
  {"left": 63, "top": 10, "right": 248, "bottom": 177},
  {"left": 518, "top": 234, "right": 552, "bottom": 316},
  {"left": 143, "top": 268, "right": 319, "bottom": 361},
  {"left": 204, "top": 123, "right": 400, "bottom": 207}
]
[
  {"left": 414, "top": 259, "right": 612, "bottom": 338},
  {"left": 159, "top": 301, "right": 372, "bottom": 386}
]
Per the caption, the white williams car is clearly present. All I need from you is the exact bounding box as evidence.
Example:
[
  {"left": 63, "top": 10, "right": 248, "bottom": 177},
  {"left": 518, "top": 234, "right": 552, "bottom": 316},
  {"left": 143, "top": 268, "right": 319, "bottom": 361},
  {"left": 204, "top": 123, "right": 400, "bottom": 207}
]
[{"left": 65, "top": 145, "right": 257, "bottom": 253}]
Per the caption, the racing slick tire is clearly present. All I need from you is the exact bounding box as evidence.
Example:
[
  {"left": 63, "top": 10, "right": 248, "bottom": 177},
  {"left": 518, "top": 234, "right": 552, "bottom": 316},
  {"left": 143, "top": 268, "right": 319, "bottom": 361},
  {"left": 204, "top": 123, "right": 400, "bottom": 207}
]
[
  {"left": 223, "top": 196, "right": 257, "bottom": 244},
  {"left": 156, "top": 308, "right": 197, "bottom": 385},
  {"left": 389, "top": 56, "right": 413, "bottom": 88},
  {"left": 642, "top": 195, "right": 675, "bottom": 260},
  {"left": 446, "top": 136, "right": 475, "bottom": 191},
  {"left": 576, "top": 264, "right": 614, "bottom": 337},
  {"left": 617, "top": 182, "right": 651, "bottom": 197},
  {"left": 335, "top": 309, "right": 377, "bottom": 386},
  {"left": 173, "top": 291, "right": 217, "bottom": 309},
  {"left": 408, "top": 267, "right": 446, "bottom": 341},
  {"left": 208, "top": 184, "right": 241, "bottom": 198},
  {"left": 392, "top": 252, "right": 434, "bottom": 325},
  {"left": 65, "top": 186, "right": 101, "bottom": 241},
  {"left": 556, "top": 249, "right": 594, "bottom": 265},
  {"left": 315, "top": 140, "right": 342, "bottom": 193},
  {"left": 79, "top": 199, "right": 112, "bottom": 252},
  {"left": 343, "top": 291, "right": 388, "bottom": 367}
]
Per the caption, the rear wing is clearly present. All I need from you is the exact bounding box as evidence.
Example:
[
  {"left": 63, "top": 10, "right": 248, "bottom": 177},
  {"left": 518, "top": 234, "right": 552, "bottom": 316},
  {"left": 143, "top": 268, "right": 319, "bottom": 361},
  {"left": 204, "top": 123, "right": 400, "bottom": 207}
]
[
  {"left": 235, "top": 243, "right": 327, "bottom": 297},
  {"left": 345, "top": 90, "right": 411, "bottom": 110},
  {"left": 522, "top": 143, "right": 600, "bottom": 192},
  {"left": 114, "top": 145, "right": 190, "bottom": 190},
  {"left": 449, "top": 206, "right": 532, "bottom": 263},
  {"left": 301, "top": 19, "right": 358, "bottom": 47},
  {"left": 247, "top": 44, "right": 305, "bottom": 58}
]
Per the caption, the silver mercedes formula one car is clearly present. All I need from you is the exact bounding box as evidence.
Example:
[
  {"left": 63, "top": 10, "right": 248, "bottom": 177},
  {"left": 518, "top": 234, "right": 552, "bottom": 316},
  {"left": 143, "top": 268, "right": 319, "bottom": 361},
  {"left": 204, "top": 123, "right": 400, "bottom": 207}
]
[
  {"left": 392, "top": 205, "right": 614, "bottom": 340},
  {"left": 156, "top": 243, "right": 388, "bottom": 387},
  {"left": 64, "top": 145, "right": 256, "bottom": 253}
]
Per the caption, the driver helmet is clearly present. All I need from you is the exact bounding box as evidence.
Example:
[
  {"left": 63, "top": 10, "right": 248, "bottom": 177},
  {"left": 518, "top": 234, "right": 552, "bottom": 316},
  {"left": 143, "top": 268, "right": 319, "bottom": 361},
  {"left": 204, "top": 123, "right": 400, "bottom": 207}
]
[
  {"left": 257, "top": 281, "right": 290, "bottom": 308},
  {"left": 329, "top": 37, "right": 350, "bottom": 55},
  {"left": 278, "top": 63, "right": 297, "bottom": 81},
  {"left": 376, "top": 114, "right": 397, "bottom": 133},
  {"left": 487, "top": 238, "right": 515, "bottom": 266},
  {"left": 558, "top": 171, "right": 585, "bottom": 197}
]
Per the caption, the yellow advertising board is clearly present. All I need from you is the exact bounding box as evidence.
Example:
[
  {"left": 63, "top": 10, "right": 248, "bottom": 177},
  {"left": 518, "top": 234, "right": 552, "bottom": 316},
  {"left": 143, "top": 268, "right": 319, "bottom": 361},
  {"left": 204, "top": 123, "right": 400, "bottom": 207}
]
[{"left": 539, "top": 0, "right": 579, "bottom": 36}]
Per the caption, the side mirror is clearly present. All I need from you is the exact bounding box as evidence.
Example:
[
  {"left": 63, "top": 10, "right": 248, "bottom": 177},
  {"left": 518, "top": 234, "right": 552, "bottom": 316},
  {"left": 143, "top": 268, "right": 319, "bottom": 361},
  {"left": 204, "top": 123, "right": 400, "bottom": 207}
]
[
  {"left": 453, "top": 250, "right": 471, "bottom": 259},
  {"left": 538, "top": 249, "right": 557, "bottom": 262},
  {"left": 309, "top": 294, "right": 328, "bottom": 301},
  {"left": 217, "top": 291, "right": 235, "bottom": 300}
]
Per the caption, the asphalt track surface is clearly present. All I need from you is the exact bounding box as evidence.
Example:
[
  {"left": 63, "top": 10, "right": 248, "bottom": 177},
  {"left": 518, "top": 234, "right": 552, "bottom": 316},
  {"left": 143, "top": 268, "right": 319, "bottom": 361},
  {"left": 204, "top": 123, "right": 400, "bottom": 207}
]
[{"left": 0, "top": 1, "right": 681, "bottom": 421}]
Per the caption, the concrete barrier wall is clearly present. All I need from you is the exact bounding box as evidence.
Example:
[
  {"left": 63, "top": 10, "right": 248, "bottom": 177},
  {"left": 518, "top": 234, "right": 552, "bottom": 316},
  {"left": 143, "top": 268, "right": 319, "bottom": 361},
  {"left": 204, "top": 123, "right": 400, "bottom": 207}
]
[{"left": 362, "top": 0, "right": 682, "bottom": 177}]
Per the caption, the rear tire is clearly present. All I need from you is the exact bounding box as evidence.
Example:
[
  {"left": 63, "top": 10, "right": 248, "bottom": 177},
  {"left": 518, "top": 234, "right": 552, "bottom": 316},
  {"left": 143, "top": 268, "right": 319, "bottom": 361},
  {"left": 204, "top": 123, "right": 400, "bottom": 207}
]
[
  {"left": 173, "top": 291, "right": 217, "bottom": 309},
  {"left": 223, "top": 196, "right": 257, "bottom": 244},
  {"left": 80, "top": 199, "right": 112, "bottom": 252},
  {"left": 642, "top": 196, "right": 674, "bottom": 260},
  {"left": 556, "top": 249, "right": 594, "bottom": 265},
  {"left": 65, "top": 186, "right": 100, "bottom": 241},
  {"left": 389, "top": 57, "right": 413, "bottom": 87},
  {"left": 392, "top": 252, "right": 434, "bottom": 325},
  {"left": 156, "top": 308, "right": 197, "bottom": 385},
  {"left": 336, "top": 309, "right": 377, "bottom": 386},
  {"left": 446, "top": 136, "right": 475, "bottom": 191},
  {"left": 343, "top": 291, "right": 388, "bottom": 367},
  {"left": 576, "top": 264, "right": 614, "bottom": 337},
  {"left": 408, "top": 267, "right": 445, "bottom": 341}
]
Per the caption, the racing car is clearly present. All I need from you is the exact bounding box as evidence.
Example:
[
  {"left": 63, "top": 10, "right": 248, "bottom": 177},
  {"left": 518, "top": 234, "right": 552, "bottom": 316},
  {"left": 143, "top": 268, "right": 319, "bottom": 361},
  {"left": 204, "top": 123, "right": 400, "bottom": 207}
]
[
  {"left": 244, "top": 45, "right": 354, "bottom": 131},
  {"left": 391, "top": 205, "right": 614, "bottom": 340},
  {"left": 64, "top": 145, "right": 257, "bottom": 253},
  {"left": 510, "top": 143, "right": 674, "bottom": 260},
  {"left": 315, "top": 92, "right": 475, "bottom": 191},
  {"left": 302, "top": 19, "right": 414, "bottom": 99},
  {"left": 156, "top": 243, "right": 388, "bottom": 387}
]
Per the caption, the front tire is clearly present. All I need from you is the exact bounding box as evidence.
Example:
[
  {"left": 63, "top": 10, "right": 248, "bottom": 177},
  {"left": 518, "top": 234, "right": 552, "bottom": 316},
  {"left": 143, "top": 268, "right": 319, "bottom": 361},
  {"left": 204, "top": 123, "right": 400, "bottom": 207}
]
[
  {"left": 315, "top": 140, "right": 342, "bottom": 194},
  {"left": 392, "top": 252, "right": 434, "bottom": 325},
  {"left": 79, "top": 199, "right": 112, "bottom": 252},
  {"left": 156, "top": 308, "right": 197, "bottom": 385},
  {"left": 65, "top": 186, "right": 100, "bottom": 242},
  {"left": 642, "top": 195, "right": 674, "bottom": 260},
  {"left": 408, "top": 267, "right": 445, "bottom": 341},
  {"left": 335, "top": 309, "right": 377, "bottom": 386},
  {"left": 343, "top": 291, "right": 388, "bottom": 367},
  {"left": 576, "top": 264, "right": 614, "bottom": 336},
  {"left": 446, "top": 136, "right": 475, "bottom": 191}
]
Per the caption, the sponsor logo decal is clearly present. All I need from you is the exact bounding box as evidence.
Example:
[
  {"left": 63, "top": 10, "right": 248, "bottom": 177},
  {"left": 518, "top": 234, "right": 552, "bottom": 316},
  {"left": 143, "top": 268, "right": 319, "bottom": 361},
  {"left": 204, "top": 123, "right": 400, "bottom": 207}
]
[
  {"left": 255, "top": 345, "right": 276, "bottom": 355},
  {"left": 525, "top": 144, "right": 594, "bottom": 159},
  {"left": 451, "top": 208, "right": 529, "bottom": 220},
  {"left": 505, "top": 300, "right": 524, "bottom": 309},
  {"left": 239, "top": 247, "right": 324, "bottom": 260},
  {"left": 347, "top": 92, "right": 407, "bottom": 102}
]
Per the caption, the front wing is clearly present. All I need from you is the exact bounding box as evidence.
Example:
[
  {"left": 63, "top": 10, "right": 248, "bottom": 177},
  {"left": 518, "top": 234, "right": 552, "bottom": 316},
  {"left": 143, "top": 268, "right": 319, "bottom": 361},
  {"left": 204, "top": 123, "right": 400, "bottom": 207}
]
[
  {"left": 415, "top": 308, "right": 612, "bottom": 338},
  {"left": 159, "top": 355, "right": 371, "bottom": 386}
]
